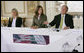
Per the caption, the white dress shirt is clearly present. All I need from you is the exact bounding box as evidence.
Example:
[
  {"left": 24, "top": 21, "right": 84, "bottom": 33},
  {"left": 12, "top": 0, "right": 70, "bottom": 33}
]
[
  {"left": 38, "top": 15, "right": 40, "bottom": 20},
  {"left": 12, "top": 18, "right": 16, "bottom": 27}
]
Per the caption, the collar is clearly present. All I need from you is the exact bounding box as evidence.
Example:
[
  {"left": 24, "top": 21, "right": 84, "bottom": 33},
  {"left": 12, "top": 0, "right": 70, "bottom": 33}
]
[{"left": 61, "top": 14, "right": 66, "bottom": 17}]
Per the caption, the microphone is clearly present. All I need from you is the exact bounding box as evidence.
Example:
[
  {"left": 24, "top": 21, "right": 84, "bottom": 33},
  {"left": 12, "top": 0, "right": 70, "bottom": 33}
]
[
  {"left": 72, "top": 44, "right": 80, "bottom": 52},
  {"left": 56, "top": 29, "right": 60, "bottom": 32},
  {"left": 52, "top": 28, "right": 60, "bottom": 32},
  {"left": 55, "top": 28, "right": 60, "bottom": 32}
]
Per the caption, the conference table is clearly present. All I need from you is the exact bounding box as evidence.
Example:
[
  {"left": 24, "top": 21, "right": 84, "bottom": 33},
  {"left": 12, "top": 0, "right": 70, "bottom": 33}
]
[{"left": 1, "top": 27, "right": 83, "bottom": 52}]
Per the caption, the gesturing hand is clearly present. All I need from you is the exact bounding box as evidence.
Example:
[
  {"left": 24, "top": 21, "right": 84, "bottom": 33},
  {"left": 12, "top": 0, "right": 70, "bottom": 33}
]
[
  {"left": 43, "top": 21, "right": 48, "bottom": 24},
  {"left": 63, "top": 27, "right": 69, "bottom": 30}
]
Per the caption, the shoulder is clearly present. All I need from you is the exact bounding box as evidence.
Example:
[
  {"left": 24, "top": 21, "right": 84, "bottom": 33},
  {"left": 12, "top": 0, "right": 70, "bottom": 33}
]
[
  {"left": 66, "top": 14, "right": 73, "bottom": 20},
  {"left": 54, "top": 14, "right": 61, "bottom": 18},
  {"left": 17, "top": 17, "right": 22, "bottom": 19},
  {"left": 17, "top": 17, "right": 22, "bottom": 18},
  {"left": 66, "top": 14, "right": 73, "bottom": 17},
  {"left": 42, "top": 14, "right": 47, "bottom": 17},
  {"left": 9, "top": 17, "right": 13, "bottom": 19},
  {"left": 9, "top": 17, "right": 13, "bottom": 21},
  {"left": 17, "top": 17, "right": 22, "bottom": 21},
  {"left": 33, "top": 15, "right": 37, "bottom": 19}
]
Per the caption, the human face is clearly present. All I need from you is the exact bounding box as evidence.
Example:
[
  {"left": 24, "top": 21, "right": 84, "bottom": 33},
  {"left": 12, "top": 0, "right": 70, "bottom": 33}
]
[
  {"left": 12, "top": 10, "right": 17, "bottom": 17},
  {"left": 38, "top": 8, "right": 42, "bottom": 15},
  {"left": 61, "top": 6, "right": 68, "bottom": 15}
]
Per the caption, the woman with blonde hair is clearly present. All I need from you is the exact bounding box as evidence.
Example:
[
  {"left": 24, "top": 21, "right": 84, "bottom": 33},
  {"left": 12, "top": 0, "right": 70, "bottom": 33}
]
[{"left": 8, "top": 8, "right": 22, "bottom": 27}]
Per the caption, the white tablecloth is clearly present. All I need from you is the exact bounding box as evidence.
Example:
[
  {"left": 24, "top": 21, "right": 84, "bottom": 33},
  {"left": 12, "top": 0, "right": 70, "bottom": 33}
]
[{"left": 1, "top": 27, "right": 83, "bottom": 52}]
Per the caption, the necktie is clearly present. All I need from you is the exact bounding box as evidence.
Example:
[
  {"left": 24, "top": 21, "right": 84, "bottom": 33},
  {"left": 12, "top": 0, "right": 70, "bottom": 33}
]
[{"left": 60, "top": 15, "right": 64, "bottom": 29}]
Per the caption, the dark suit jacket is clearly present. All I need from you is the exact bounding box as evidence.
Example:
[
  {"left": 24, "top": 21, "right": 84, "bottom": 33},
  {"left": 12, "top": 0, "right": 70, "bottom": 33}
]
[
  {"left": 32, "top": 14, "right": 48, "bottom": 28},
  {"left": 49, "top": 14, "right": 74, "bottom": 29},
  {"left": 8, "top": 17, "right": 22, "bottom": 27}
]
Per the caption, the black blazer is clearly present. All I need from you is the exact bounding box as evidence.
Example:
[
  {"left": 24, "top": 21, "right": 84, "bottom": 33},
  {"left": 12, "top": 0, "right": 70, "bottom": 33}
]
[
  {"left": 8, "top": 17, "right": 22, "bottom": 27},
  {"left": 49, "top": 14, "right": 74, "bottom": 29}
]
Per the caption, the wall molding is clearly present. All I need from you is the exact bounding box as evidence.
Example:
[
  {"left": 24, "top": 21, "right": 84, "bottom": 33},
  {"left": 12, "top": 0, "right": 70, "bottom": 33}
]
[
  {"left": 3, "top": 1, "right": 25, "bottom": 14},
  {"left": 67, "top": 12, "right": 83, "bottom": 16}
]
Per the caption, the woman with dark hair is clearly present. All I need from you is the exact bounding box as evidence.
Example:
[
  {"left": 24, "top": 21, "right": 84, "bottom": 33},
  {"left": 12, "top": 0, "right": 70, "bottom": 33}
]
[
  {"left": 31, "top": 5, "right": 48, "bottom": 44},
  {"left": 8, "top": 8, "right": 22, "bottom": 27},
  {"left": 31, "top": 5, "right": 48, "bottom": 29}
]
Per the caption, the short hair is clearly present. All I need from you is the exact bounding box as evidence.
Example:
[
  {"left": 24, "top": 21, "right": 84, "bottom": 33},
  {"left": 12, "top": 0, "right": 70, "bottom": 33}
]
[
  {"left": 62, "top": 5, "right": 68, "bottom": 11},
  {"left": 12, "top": 8, "right": 19, "bottom": 16}
]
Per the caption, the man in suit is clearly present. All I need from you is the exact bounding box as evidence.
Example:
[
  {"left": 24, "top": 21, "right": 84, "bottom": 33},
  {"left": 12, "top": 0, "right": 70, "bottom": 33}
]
[
  {"left": 44, "top": 5, "right": 74, "bottom": 30},
  {"left": 8, "top": 8, "right": 22, "bottom": 27}
]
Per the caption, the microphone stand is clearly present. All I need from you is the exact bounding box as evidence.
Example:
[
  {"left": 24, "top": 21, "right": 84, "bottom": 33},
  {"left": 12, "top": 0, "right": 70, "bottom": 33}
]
[{"left": 72, "top": 44, "right": 80, "bottom": 52}]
